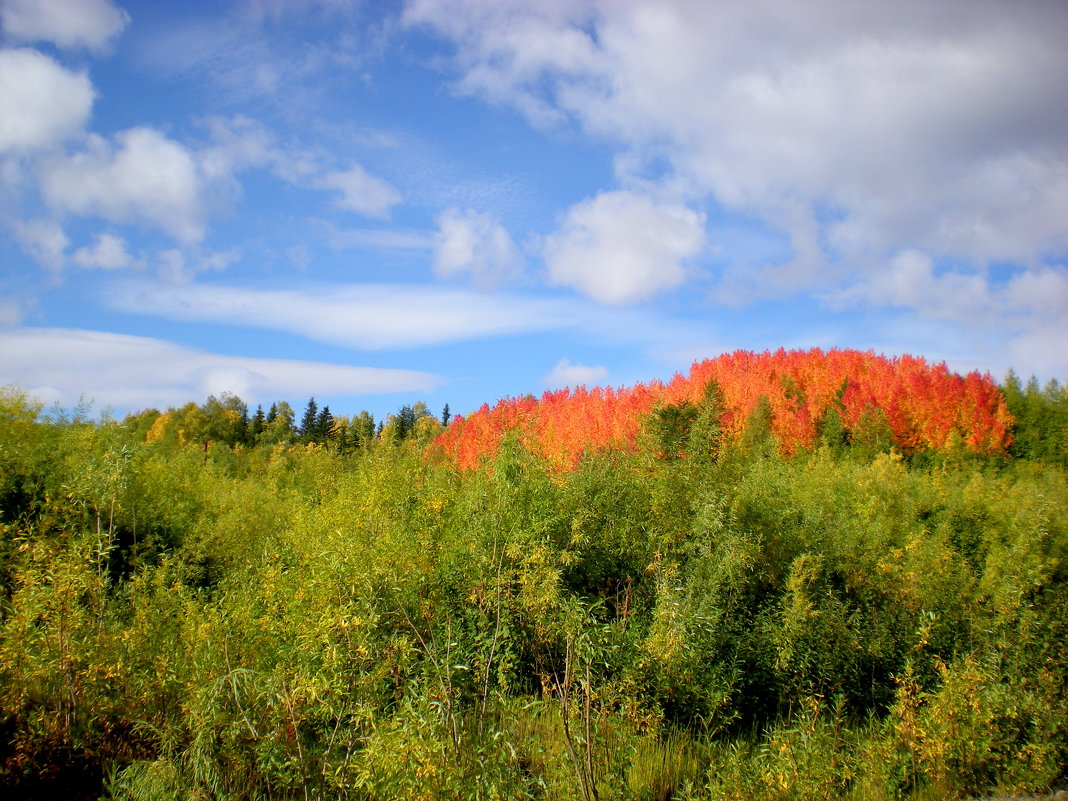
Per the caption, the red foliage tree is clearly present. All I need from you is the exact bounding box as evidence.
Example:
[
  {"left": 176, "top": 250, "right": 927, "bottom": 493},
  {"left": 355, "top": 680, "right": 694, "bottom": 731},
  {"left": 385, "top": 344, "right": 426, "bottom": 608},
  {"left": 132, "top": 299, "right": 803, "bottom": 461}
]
[{"left": 434, "top": 349, "right": 1013, "bottom": 470}]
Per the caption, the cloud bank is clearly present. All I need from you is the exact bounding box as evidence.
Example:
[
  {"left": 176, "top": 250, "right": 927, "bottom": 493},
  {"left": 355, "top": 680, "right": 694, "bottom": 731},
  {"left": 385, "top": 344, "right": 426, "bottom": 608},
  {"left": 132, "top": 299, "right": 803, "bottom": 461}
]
[{"left": 408, "top": 0, "right": 1068, "bottom": 298}]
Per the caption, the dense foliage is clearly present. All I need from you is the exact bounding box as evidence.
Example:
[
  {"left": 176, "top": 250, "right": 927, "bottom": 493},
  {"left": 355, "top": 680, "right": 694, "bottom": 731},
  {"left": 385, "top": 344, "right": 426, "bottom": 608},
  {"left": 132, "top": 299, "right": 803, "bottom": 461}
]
[
  {"left": 0, "top": 353, "right": 1065, "bottom": 800},
  {"left": 436, "top": 350, "right": 1013, "bottom": 470}
]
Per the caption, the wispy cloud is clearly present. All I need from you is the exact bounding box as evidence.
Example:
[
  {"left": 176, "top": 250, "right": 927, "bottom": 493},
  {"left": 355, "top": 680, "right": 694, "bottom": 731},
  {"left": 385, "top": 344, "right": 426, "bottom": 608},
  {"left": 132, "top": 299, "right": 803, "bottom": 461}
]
[
  {"left": 316, "top": 164, "right": 402, "bottom": 219},
  {"left": 104, "top": 281, "right": 582, "bottom": 350},
  {"left": 12, "top": 217, "right": 68, "bottom": 272},
  {"left": 0, "top": 327, "right": 442, "bottom": 412}
]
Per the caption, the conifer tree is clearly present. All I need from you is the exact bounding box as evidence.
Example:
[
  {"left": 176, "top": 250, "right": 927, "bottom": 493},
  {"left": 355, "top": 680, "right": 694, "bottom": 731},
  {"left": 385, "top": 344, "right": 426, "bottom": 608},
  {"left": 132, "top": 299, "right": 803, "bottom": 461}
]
[
  {"left": 316, "top": 405, "right": 334, "bottom": 444},
  {"left": 249, "top": 405, "right": 265, "bottom": 443},
  {"left": 299, "top": 397, "right": 319, "bottom": 442}
]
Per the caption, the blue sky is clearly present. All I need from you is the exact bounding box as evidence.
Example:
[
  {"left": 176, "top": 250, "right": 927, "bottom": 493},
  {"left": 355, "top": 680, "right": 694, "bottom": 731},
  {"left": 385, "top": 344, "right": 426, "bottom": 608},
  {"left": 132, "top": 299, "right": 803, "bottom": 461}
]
[{"left": 2, "top": 0, "right": 1066, "bottom": 423}]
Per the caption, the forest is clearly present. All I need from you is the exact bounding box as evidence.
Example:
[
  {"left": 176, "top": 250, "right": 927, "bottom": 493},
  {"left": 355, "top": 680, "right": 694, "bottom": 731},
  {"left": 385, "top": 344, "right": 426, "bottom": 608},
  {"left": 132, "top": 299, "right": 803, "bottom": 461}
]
[{"left": 0, "top": 348, "right": 1066, "bottom": 801}]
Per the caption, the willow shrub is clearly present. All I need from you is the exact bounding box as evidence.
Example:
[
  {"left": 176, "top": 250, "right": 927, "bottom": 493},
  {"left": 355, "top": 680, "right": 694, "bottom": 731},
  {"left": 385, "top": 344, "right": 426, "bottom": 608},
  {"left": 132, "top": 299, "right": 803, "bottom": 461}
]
[{"left": 2, "top": 393, "right": 1067, "bottom": 799}]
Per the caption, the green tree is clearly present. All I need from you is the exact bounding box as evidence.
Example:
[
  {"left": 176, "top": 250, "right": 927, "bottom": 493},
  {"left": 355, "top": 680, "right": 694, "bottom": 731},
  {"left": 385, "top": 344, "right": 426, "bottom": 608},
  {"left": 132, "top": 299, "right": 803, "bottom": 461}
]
[
  {"left": 299, "top": 397, "right": 319, "bottom": 443},
  {"left": 349, "top": 411, "right": 376, "bottom": 450},
  {"left": 315, "top": 405, "right": 335, "bottom": 445},
  {"left": 736, "top": 394, "right": 776, "bottom": 459},
  {"left": 1004, "top": 372, "right": 1068, "bottom": 465},
  {"left": 851, "top": 404, "right": 893, "bottom": 460},
  {"left": 817, "top": 379, "right": 850, "bottom": 453},
  {"left": 200, "top": 394, "right": 249, "bottom": 446},
  {"left": 261, "top": 401, "right": 296, "bottom": 445},
  {"left": 688, "top": 379, "right": 725, "bottom": 462},
  {"left": 648, "top": 401, "right": 698, "bottom": 460},
  {"left": 248, "top": 405, "right": 265, "bottom": 443}
]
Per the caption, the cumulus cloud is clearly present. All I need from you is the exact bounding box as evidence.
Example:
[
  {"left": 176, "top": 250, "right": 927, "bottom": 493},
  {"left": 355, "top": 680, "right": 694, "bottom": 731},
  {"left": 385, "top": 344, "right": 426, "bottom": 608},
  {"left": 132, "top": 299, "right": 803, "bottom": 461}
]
[
  {"left": 542, "top": 358, "right": 608, "bottom": 390},
  {"left": 0, "top": 327, "right": 443, "bottom": 412},
  {"left": 13, "top": 217, "right": 68, "bottom": 271},
  {"left": 0, "top": 0, "right": 128, "bottom": 53},
  {"left": 39, "top": 127, "right": 206, "bottom": 244},
  {"left": 408, "top": 0, "right": 1068, "bottom": 297},
  {"left": 104, "top": 281, "right": 582, "bottom": 350},
  {"left": 433, "top": 208, "right": 524, "bottom": 286},
  {"left": 71, "top": 232, "right": 135, "bottom": 270},
  {"left": 317, "top": 164, "right": 402, "bottom": 219},
  {"left": 543, "top": 190, "right": 705, "bottom": 304},
  {"left": 0, "top": 48, "right": 94, "bottom": 153}
]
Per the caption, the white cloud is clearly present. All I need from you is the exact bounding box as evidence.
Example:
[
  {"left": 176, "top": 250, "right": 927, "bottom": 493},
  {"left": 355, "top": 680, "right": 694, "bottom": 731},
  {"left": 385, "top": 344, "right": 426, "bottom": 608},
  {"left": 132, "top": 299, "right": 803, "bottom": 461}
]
[
  {"left": 828, "top": 249, "right": 1068, "bottom": 376},
  {"left": 39, "top": 127, "right": 206, "bottom": 243},
  {"left": 71, "top": 232, "right": 135, "bottom": 270},
  {"left": 197, "top": 115, "right": 278, "bottom": 181},
  {"left": 0, "top": 327, "right": 443, "bottom": 412},
  {"left": 13, "top": 217, "right": 68, "bottom": 271},
  {"left": 433, "top": 207, "right": 524, "bottom": 286},
  {"left": 542, "top": 358, "right": 608, "bottom": 390},
  {"left": 0, "top": 48, "right": 94, "bottom": 153},
  {"left": 104, "top": 281, "right": 584, "bottom": 350},
  {"left": 0, "top": 0, "right": 128, "bottom": 53},
  {"left": 543, "top": 190, "right": 705, "bottom": 304},
  {"left": 155, "top": 248, "right": 240, "bottom": 284},
  {"left": 409, "top": 0, "right": 1068, "bottom": 296},
  {"left": 317, "top": 164, "right": 402, "bottom": 219},
  {"left": 833, "top": 249, "right": 1068, "bottom": 328}
]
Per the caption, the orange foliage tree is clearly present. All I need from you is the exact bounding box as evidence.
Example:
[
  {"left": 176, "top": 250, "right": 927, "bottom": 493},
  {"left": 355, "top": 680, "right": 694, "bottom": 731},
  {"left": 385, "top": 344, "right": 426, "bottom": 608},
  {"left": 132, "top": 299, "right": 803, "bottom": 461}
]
[{"left": 434, "top": 349, "right": 1012, "bottom": 470}]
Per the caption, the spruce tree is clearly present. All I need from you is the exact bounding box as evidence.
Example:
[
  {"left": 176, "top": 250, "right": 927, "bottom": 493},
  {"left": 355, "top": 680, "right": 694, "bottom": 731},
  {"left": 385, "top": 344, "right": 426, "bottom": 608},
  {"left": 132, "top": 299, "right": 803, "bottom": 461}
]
[
  {"left": 249, "top": 405, "right": 266, "bottom": 444},
  {"left": 299, "top": 397, "right": 319, "bottom": 442},
  {"left": 316, "top": 405, "right": 335, "bottom": 444}
]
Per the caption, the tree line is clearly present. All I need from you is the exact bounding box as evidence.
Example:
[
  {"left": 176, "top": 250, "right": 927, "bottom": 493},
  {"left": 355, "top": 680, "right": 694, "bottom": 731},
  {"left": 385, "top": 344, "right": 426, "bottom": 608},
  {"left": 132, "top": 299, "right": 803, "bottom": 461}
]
[{"left": 123, "top": 395, "right": 452, "bottom": 452}]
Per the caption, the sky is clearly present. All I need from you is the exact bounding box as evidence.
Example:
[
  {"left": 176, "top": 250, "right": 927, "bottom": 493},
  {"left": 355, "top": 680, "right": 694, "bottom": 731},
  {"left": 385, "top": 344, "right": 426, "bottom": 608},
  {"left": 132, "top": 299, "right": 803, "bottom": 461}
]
[{"left": 1, "top": 0, "right": 1066, "bottom": 423}]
